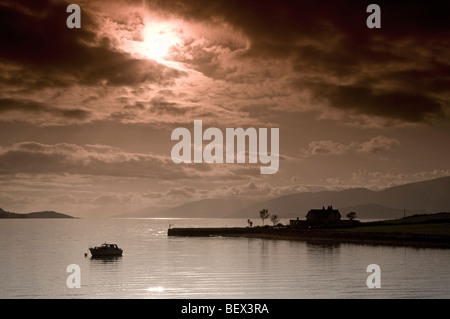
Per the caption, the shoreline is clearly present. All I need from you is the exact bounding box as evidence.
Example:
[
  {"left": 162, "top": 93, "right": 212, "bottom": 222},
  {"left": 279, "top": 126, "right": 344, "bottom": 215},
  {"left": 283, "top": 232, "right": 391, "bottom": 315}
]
[{"left": 167, "top": 226, "right": 450, "bottom": 249}]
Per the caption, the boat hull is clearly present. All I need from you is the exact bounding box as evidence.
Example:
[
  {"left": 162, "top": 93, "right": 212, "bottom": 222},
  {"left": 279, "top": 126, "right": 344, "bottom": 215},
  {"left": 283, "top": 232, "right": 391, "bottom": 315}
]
[
  {"left": 89, "top": 243, "right": 123, "bottom": 257},
  {"left": 89, "top": 248, "right": 122, "bottom": 257}
]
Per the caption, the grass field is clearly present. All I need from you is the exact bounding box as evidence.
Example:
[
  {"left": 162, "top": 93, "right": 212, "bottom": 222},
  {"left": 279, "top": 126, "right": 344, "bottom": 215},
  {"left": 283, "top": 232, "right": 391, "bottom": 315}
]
[
  {"left": 340, "top": 223, "right": 450, "bottom": 236},
  {"left": 340, "top": 212, "right": 450, "bottom": 237}
]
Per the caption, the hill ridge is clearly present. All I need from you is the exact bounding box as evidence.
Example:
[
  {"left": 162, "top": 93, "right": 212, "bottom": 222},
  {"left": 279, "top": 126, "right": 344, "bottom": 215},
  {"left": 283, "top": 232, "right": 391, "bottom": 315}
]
[
  {"left": 0, "top": 208, "right": 75, "bottom": 219},
  {"left": 119, "top": 176, "right": 450, "bottom": 219}
]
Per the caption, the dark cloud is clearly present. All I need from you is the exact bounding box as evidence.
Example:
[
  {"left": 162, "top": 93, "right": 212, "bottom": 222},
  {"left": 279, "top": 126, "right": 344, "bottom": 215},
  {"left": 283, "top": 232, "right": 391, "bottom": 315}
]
[
  {"left": 110, "top": 98, "right": 189, "bottom": 122},
  {"left": 150, "top": 0, "right": 450, "bottom": 48},
  {"left": 171, "top": 39, "right": 226, "bottom": 79},
  {"left": 0, "top": 142, "right": 178, "bottom": 179},
  {"left": 388, "top": 64, "right": 450, "bottom": 95},
  {"left": 79, "top": 50, "right": 184, "bottom": 86},
  {"left": 0, "top": 98, "right": 91, "bottom": 121},
  {"left": 0, "top": 0, "right": 184, "bottom": 90},
  {"left": 2, "top": 0, "right": 447, "bottom": 124},
  {"left": 149, "top": 97, "right": 188, "bottom": 116},
  {"left": 304, "top": 82, "right": 445, "bottom": 123},
  {"left": 0, "top": 141, "right": 256, "bottom": 181},
  {"left": 149, "top": 0, "right": 450, "bottom": 124}
]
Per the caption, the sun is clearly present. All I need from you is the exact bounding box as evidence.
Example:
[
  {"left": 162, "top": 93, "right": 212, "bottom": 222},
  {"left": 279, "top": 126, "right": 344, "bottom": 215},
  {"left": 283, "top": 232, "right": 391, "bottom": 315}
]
[{"left": 139, "top": 21, "right": 182, "bottom": 64}]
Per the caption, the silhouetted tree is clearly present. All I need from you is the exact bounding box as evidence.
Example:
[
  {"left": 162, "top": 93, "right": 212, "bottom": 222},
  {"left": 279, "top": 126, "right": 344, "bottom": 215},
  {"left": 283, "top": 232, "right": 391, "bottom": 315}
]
[
  {"left": 270, "top": 214, "right": 279, "bottom": 226},
  {"left": 247, "top": 219, "right": 253, "bottom": 227},
  {"left": 346, "top": 212, "right": 357, "bottom": 221},
  {"left": 259, "top": 208, "right": 269, "bottom": 225}
]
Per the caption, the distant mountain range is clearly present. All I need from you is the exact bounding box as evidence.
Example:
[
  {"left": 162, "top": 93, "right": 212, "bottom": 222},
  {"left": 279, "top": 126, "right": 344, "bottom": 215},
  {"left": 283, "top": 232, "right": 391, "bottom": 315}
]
[
  {"left": 115, "top": 198, "right": 253, "bottom": 219},
  {"left": 0, "top": 208, "right": 74, "bottom": 219},
  {"left": 119, "top": 176, "right": 450, "bottom": 220}
]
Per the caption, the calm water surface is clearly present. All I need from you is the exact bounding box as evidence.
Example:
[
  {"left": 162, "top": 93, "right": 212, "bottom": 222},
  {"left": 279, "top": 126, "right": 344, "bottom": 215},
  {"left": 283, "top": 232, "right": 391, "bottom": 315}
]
[{"left": 1, "top": 218, "right": 449, "bottom": 299}]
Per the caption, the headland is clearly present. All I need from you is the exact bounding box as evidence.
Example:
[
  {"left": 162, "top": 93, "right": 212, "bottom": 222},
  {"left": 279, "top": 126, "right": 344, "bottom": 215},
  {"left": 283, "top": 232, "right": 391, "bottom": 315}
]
[{"left": 168, "top": 212, "right": 450, "bottom": 249}]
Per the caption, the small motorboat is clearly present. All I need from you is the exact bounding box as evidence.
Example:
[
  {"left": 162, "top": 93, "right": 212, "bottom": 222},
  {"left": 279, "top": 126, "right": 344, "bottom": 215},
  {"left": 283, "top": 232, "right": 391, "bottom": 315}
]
[{"left": 89, "top": 242, "right": 123, "bottom": 257}]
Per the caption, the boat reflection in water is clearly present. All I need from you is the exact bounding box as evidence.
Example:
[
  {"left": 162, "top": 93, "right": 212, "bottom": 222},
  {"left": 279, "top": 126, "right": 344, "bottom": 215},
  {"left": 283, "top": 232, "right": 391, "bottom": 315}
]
[{"left": 89, "top": 243, "right": 123, "bottom": 258}]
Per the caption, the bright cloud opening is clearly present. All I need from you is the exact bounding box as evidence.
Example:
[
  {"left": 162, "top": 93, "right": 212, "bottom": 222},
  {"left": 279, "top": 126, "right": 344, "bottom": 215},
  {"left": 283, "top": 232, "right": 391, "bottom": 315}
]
[{"left": 139, "top": 20, "right": 183, "bottom": 64}]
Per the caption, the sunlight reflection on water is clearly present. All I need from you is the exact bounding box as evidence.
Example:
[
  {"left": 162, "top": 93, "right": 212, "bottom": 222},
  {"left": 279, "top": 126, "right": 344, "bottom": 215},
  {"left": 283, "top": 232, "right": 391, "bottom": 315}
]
[{"left": 0, "top": 218, "right": 449, "bottom": 298}]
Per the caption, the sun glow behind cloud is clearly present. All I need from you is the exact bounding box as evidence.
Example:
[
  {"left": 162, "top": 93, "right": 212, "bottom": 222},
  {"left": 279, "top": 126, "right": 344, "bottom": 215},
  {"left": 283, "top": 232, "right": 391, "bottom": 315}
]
[
  {"left": 129, "top": 18, "right": 185, "bottom": 69},
  {"left": 142, "top": 22, "right": 181, "bottom": 60}
]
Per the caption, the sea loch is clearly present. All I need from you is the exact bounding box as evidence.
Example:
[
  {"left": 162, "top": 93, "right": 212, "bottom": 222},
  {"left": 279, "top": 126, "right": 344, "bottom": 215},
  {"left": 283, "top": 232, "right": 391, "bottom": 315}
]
[{"left": 1, "top": 218, "right": 450, "bottom": 299}]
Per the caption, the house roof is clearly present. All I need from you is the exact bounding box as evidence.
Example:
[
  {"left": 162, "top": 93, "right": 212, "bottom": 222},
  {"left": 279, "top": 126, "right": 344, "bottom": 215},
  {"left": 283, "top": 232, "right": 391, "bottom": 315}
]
[{"left": 306, "top": 207, "right": 341, "bottom": 219}]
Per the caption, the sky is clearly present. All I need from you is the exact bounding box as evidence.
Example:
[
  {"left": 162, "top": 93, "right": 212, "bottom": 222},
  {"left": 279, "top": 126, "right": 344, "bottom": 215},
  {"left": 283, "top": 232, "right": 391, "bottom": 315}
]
[{"left": 0, "top": 0, "right": 449, "bottom": 217}]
